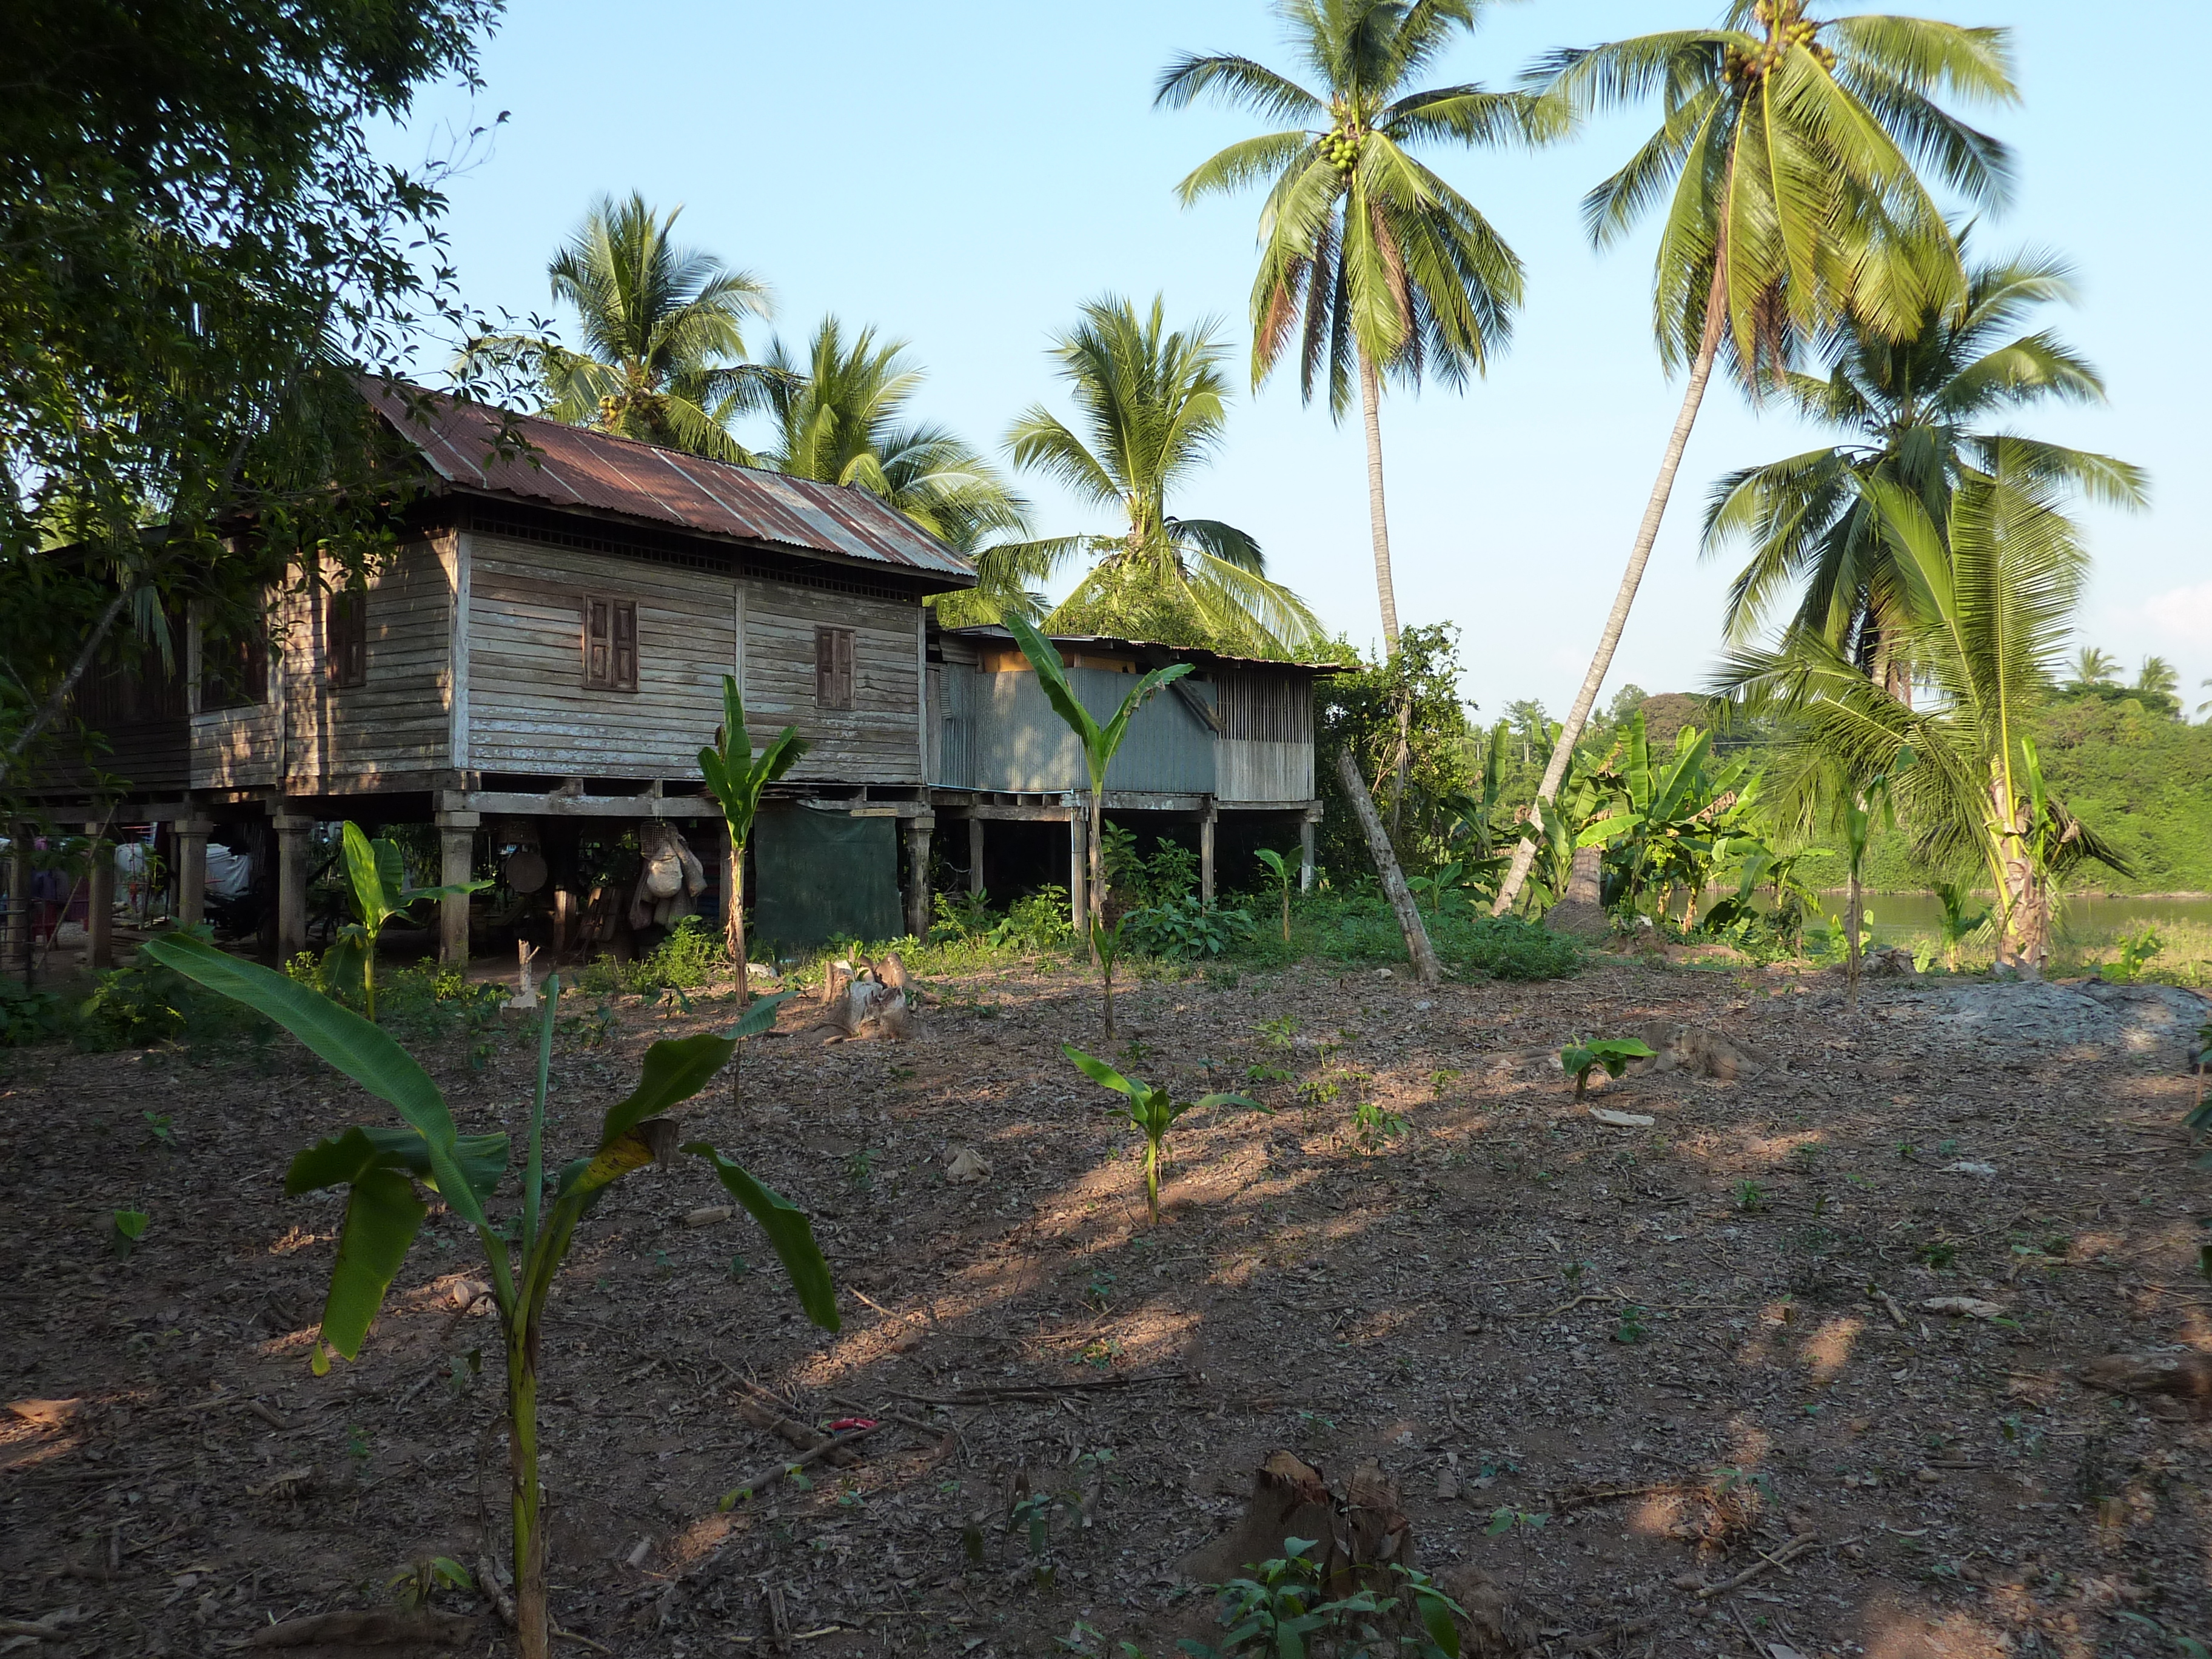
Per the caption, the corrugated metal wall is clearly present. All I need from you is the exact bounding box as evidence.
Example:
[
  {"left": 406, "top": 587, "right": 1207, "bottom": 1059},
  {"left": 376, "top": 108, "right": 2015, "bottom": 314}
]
[
  {"left": 943, "top": 666, "right": 1216, "bottom": 793},
  {"left": 1216, "top": 670, "right": 1315, "bottom": 800}
]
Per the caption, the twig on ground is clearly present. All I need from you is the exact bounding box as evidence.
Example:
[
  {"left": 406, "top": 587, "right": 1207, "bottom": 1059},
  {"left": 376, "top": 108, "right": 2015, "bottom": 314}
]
[
  {"left": 720, "top": 1423, "right": 890, "bottom": 1504},
  {"left": 1694, "top": 1533, "right": 1822, "bottom": 1600},
  {"left": 1555, "top": 1615, "right": 1657, "bottom": 1654},
  {"left": 884, "top": 1370, "right": 1185, "bottom": 1405}
]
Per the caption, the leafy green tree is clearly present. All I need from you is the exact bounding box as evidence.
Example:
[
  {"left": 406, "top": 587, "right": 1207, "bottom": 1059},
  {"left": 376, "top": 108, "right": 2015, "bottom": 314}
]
[
  {"left": 2, "top": 0, "right": 506, "bottom": 791},
  {"left": 1715, "top": 449, "right": 2126, "bottom": 972},
  {"left": 139, "top": 936, "right": 833, "bottom": 1659},
  {"left": 1703, "top": 250, "right": 2145, "bottom": 692},
  {"left": 1493, "top": 0, "right": 2020, "bottom": 916},
  {"left": 1315, "top": 623, "right": 1473, "bottom": 874},
  {"left": 1006, "top": 296, "right": 1321, "bottom": 657},
  {"left": 757, "top": 317, "right": 1038, "bottom": 626},
  {"left": 1156, "top": 0, "right": 1546, "bottom": 653},
  {"left": 699, "top": 676, "right": 809, "bottom": 1004},
  {"left": 464, "top": 192, "right": 776, "bottom": 463}
]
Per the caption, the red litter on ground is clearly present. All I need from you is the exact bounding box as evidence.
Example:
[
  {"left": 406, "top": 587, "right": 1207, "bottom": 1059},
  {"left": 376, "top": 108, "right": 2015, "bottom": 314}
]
[{"left": 827, "top": 1418, "right": 879, "bottom": 1433}]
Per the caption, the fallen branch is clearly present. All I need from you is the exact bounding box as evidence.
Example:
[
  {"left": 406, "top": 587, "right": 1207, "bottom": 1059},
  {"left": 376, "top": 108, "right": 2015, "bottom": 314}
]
[
  {"left": 248, "top": 1610, "right": 481, "bottom": 1647},
  {"left": 1693, "top": 1533, "right": 1822, "bottom": 1600},
  {"left": 885, "top": 1370, "right": 1185, "bottom": 1406},
  {"left": 1555, "top": 1614, "right": 1658, "bottom": 1654},
  {"left": 720, "top": 1423, "right": 890, "bottom": 1504}
]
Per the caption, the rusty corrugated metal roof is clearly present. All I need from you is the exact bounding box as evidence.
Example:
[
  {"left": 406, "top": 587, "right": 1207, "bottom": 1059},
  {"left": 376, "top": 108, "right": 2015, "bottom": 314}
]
[
  {"left": 942, "top": 625, "right": 1343, "bottom": 674},
  {"left": 365, "top": 379, "right": 976, "bottom": 583}
]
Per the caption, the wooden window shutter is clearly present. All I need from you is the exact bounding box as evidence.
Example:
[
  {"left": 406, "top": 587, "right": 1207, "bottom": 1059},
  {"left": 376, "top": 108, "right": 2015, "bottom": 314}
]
[
  {"left": 816, "top": 626, "right": 854, "bottom": 710},
  {"left": 612, "top": 600, "right": 638, "bottom": 690},
  {"left": 327, "top": 590, "right": 366, "bottom": 688},
  {"left": 583, "top": 595, "right": 639, "bottom": 691}
]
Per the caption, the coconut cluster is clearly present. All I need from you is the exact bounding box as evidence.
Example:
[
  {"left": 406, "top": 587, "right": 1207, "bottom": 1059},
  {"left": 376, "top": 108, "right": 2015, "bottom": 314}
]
[
  {"left": 1319, "top": 129, "right": 1361, "bottom": 173},
  {"left": 1723, "top": 11, "right": 1833, "bottom": 84}
]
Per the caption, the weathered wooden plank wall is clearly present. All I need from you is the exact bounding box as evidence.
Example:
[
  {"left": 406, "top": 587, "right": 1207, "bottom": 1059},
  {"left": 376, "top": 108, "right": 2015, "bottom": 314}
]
[
  {"left": 1215, "top": 670, "right": 1315, "bottom": 802},
  {"left": 282, "top": 540, "right": 455, "bottom": 788}
]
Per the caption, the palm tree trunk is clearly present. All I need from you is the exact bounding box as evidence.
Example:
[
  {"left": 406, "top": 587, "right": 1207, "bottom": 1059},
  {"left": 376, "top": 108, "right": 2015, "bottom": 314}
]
[
  {"left": 1358, "top": 349, "right": 1399, "bottom": 653},
  {"left": 1492, "top": 266, "right": 1729, "bottom": 917},
  {"left": 1358, "top": 348, "right": 1415, "bottom": 828},
  {"left": 1989, "top": 775, "right": 2045, "bottom": 976}
]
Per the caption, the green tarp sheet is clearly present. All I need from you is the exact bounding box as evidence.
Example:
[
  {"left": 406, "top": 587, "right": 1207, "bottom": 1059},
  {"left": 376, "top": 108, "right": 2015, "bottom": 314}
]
[{"left": 751, "top": 805, "right": 900, "bottom": 949}]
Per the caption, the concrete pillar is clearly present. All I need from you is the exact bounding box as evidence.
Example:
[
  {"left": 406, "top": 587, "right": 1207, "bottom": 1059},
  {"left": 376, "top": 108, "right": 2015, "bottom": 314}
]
[
  {"left": 84, "top": 825, "right": 115, "bottom": 968},
  {"left": 1299, "top": 816, "right": 1317, "bottom": 893},
  {"left": 5, "top": 829, "right": 28, "bottom": 979},
  {"left": 967, "top": 816, "right": 985, "bottom": 896},
  {"left": 1068, "top": 805, "right": 1088, "bottom": 931},
  {"left": 435, "top": 812, "right": 480, "bottom": 967},
  {"left": 904, "top": 817, "right": 934, "bottom": 940},
  {"left": 175, "top": 819, "right": 213, "bottom": 929},
  {"left": 1200, "top": 805, "right": 1218, "bottom": 907},
  {"left": 272, "top": 811, "right": 312, "bottom": 959}
]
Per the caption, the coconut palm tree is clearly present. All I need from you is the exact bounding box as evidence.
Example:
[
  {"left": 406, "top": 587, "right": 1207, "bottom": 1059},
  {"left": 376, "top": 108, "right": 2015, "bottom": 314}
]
[
  {"left": 1490, "top": 0, "right": 2020, "bottom": 916},
  {"left": 1005, "top": 295, "right": 1324, "bottom": 659},
  {"left": 2134, "top": 655, "right": 2180, "bottom": 714},
  {"left": 1712, "top": 445, "right": 2125, "bottom": 973},
  {"left": 461, "top": 193, "right": 777, "bottom": 463},
  {"left": 756, "top": 317, "right": 1037, "bottom": 624},
  {"left": 1703, "top": 251, "right": 2146, "bottom": 697},
  {"left": 1156, "top": 0, "right": 1546, "bottom": 655},
  {"left": 2068, "top": 646, "right": 2120, "bottom": 691}
]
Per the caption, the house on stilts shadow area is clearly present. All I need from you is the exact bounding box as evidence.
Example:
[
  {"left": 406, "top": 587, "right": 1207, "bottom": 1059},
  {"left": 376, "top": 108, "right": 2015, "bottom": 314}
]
[{"left": 16, "top": 384, "right": 1336, "bottom": 973}]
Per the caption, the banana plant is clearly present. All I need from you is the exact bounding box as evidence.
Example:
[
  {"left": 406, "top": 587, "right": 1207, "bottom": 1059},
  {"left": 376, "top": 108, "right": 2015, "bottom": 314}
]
[
  {"left": 1253, "top": 848, "right": 1295, "bottom": 942},
  {"left": 1581, "top": 712, "right": 1762, "bottom": 925},
  {"left": 324, "top": 822, "right": 488, "bottom": 1021},
  {"left": 700, "top": 674, "right": 809, "bottom": 1006},
  {"left": 1931, "top": 879, "right": 1992, "bottom": 972},
  {"left": 1064, "top": 1044, "right": 1267, "bottom": 1224},
  {"left": 139, "top": 931, "right": 836, "bottom": 1659},
  {"left": 1004, "top": 614, "right": 1190, "bottom": 1013}
]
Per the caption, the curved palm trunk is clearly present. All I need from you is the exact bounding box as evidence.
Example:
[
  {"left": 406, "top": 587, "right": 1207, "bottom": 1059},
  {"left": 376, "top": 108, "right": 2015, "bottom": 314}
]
[
  {"left": 1359, "top": 349, "right": 1415, "bottom": 827},
  {"left": 1492, "top": 267, "right": 1729, "bottom": 916},
  {"left": 1989, "top": 774, "right": 2048, "bottom": 976},
  {"left": 1358, "top": 349, "right": 1401, "bottom": 653}
]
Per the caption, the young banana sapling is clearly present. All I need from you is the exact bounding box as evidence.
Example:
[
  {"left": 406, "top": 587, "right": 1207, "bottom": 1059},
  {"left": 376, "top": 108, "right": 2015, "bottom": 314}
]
[
  {"left": 1560, "top": 1036, "right": 1655, "bottom": 1101},
  {"left": 140, "top": 933, "right": 837, "bottom": 1659},
  {"left": 1064, "top": 1044, "right": 1269, "bottom": 1224}
]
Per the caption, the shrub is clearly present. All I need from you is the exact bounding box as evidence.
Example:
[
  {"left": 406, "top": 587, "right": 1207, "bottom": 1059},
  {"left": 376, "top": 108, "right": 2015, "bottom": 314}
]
[
  {"left": 633, "top": 914, "right": 722, "bottom": 991},
  {"left": 0, "top": 978, "right": 65, "bottom": 1047},
  {"left": 1124, "top": 895, "right": 1255, "bottom": 960},
  {"left": 1448, "top": 916, "right": 1581, "bottom": 980}
]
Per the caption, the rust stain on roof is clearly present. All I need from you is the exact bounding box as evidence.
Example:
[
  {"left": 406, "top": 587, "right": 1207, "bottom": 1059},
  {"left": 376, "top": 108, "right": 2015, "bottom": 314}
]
[{"left": 366, "top": 380, "right": 976, "bottom": 583}]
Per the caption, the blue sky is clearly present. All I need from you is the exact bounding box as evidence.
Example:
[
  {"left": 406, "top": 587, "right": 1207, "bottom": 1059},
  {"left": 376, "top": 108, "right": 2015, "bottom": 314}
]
[{"left": 383, "top": 0, "right": 2209, "bottom": 722}]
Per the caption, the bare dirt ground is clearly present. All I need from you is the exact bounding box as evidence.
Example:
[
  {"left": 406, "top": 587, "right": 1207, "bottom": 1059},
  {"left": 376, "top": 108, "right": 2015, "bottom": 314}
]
[{"left": 3, "top": 956, "right": 2210, "bottom": 1659}]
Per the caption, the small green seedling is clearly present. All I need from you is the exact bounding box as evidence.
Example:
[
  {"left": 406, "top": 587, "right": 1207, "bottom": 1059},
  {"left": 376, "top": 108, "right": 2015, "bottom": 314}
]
[
  {"left": 142, "top": 1111, "right": 177, "bottom": 1149},
  {"left": 1734, "top": 1178, "right": 1768, "bottom": 1213},
  {"left": 110, "top": 1208, "right": 149, "bottom": 1259},
  {"left": 389, "top": 1555, "right": 473, "bottom": 1609},
  {"left": 1560, "top": 1037, "right": 1654, "bottom": 1100},
  {"left": 1253, "top": 848, "right": 1296, "bottom": 942},
  {"left": 1612, "top": 1304, "right": 1649, "bottom": 1344},
  {"left": 1064, "top": 1045, "right": 1270, "bottom": 1224}
]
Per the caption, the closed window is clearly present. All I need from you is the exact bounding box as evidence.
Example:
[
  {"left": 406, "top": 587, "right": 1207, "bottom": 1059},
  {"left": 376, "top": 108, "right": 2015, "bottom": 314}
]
[
  {"left": 583, "top": 595, "right": 638, "bottom": 691},
  {"left": 326, "top": 589, "right": 366, "bottom": 688},
  {"left": 815, "top": 625, "right": 854, "bottom": 710}
]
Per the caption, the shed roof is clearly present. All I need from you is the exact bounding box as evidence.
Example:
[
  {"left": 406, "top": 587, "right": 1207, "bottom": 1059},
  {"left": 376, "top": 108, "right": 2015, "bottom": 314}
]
[
  {"left": 941, "top": 625, "right": 1343, "bottom": 675},
  {"left": 364, "top": 379, "right": 977, "bottom": 584}
]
